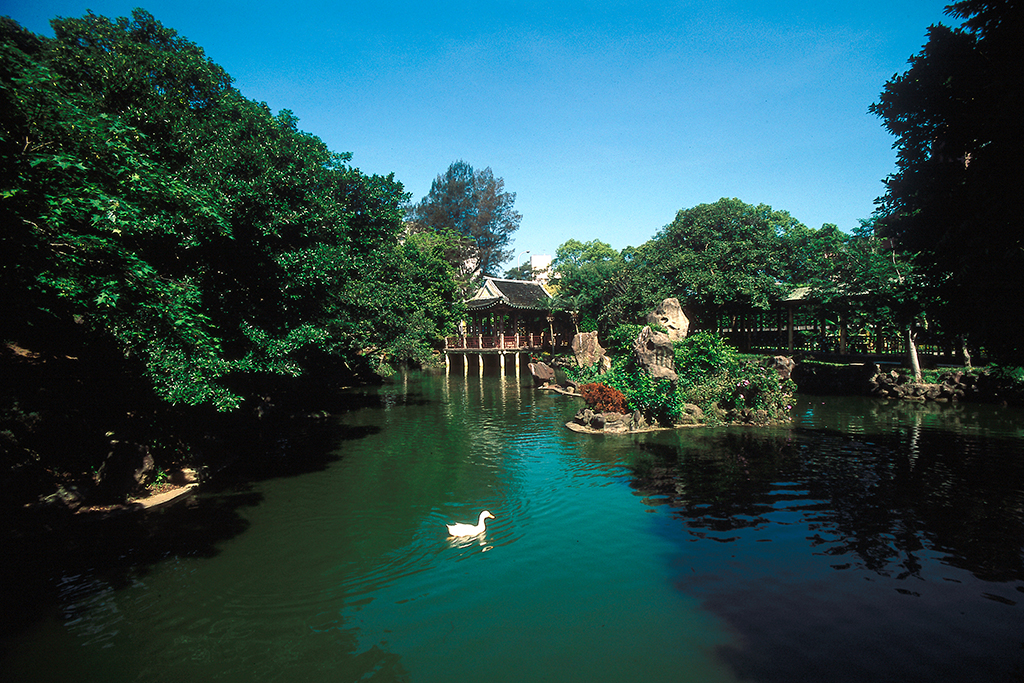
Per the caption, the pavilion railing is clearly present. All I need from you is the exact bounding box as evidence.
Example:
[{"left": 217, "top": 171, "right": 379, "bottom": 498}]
[{"left": 445, "top": 333, "right": 550, "bottom": 350}]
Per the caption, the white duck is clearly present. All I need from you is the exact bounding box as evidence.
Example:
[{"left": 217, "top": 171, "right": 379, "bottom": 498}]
[{"left": 446, "top": 510, "right": 495, "bottom": 537}]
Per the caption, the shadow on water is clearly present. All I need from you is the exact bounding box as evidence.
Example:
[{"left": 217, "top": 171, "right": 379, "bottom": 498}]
[
  {"left": 0, "top": 401, "right": 386, "bottom": 663},
  {"left": 632, "top": 427, "right": 1024, "bottom": 580},
  {"left": 625, "top": 396, "right": 1024, "bottom": 682}
]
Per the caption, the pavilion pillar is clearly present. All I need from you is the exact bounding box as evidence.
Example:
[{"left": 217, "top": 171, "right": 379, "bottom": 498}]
[
  {"left": 839, "top": 312, "right": 848, "bottom": 355},
  {"left": 787, "top": 306, "right": 794, "bottom": 353}
]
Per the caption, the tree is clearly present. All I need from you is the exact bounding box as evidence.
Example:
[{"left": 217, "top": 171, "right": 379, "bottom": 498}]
[
  {"left": 870, "top": 0, "right": 1024, "bottom": 361},
  {"left": 0, "top": 10, "right": 460, "bottom": 411},
  {"left": 407, "top": 160, "right": 521, "bottom": 279},
  {"left": 549, "top": 239, "right": 625, "bottom": 334},
  {"left": 502, "top": 262, "right": 537, "bottom": 281},
  {"left": 605, "top": 198, "right": 807, "bottom": 329},
  {"left": 803, "top": 218, "right": 930, "bottom": 379}
]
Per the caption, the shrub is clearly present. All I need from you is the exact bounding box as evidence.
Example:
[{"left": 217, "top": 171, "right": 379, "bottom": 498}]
[
  {"left": 595, "top": 364, "right": 682, "bottom": 425},
  {"left": 570, "top": 329, "right": 794, "bottom": 427},
  {"left": 673, "top": 331, "right": 739, "bottom": 383},
  {"left": 579, "top": 383, "right": 627, "bottom": 413},
  {"left": 565, "top": 360, "right": 605, "bottom": 387},
  {"left": 603, "top": 324, "right": 645, "bottom": 356},
  {"left": 677, "top": 357, "right": 791, "bottom": 425}
]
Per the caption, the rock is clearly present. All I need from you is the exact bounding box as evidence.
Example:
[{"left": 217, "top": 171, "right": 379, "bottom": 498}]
[
  {"left": 567, "top": 405, "right": 706, "bottom": 433},
  {"left": 170, "top": 468, "right": 198, "bottom": 486},
  {"left": 132, "top": 483, "right": 198, "bottom": 510},
  {"left": 646, "top": 298, "right": 689, "bottom": 341},
  {"left": 94, "top": 441, "right": 154, "bottom": 502},
  {"left": 571, "top": 331, "right": 607, "bottom": 369},
  {"left": 528, "top": 361, "right": 555, "bottom": 384},
  {"left": 574, "top": 408, "right": 595, "bottom": 426},
  {"left": 770, "top": 356, "right": 796, "bottom": 381},
  {"left": 39, "top": 485, "right": 85, "bottom": 512},
  {"left": 678, "top": 403, "right": 705, "bottom": 425},
  {"left": 572, "top": 409, "right": 643, "bottom": 433},
  {"left": 633, "top": 326, "right": 677, "bottom": 381}
]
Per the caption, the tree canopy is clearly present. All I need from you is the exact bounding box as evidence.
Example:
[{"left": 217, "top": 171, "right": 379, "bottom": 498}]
[
  {"left": 0, "top": 10, "right": 462, "bottom": 412},
  {"left": 406, "top": 160, "right": 521, "bottom": 279},
  {"left": 549, "top": 239, "right": 626, "bottom": 333},
  {"left": 604, "top": 198, "right": 809, "bottom": 327},
  {"left": 870, "top": 0, "right": 1024, "bottom": 360}
]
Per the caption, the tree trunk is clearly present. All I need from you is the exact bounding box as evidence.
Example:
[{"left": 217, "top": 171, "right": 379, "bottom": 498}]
[
  {"left": 960, "top": 336, "right": 972, "bottom": 369},
  {"left": 906, "top": 326, "right": 923, "bottom": 382}
]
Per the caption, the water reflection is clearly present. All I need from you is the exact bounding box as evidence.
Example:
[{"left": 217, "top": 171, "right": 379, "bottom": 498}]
[
  {"left": 446, "top": 532, "right": 493, "bottom": 553},
  {"left": 627, "top": 395, "right": 1024, "bottom": 682},
  {"left": 5, "top": 378, "right": 1022, "bottom": 683}
]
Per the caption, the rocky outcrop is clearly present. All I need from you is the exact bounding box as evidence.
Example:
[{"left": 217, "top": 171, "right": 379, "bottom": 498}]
[
  {"left": 568, "top": 404, "right": 704, "bottom": 433},
  {"left": 867, "top": 368, "right": 993, "bottom": 402},
  {"left": 792, "top": 363, "right": 1022, "bottom": 405},
  {"left": 633, "top": 326, "right": 677, "bottom": 381},
  {"left": 770, "top": 355, "right": 796, "bottom": 381},
  {"left": 528, "top": 361, "right": 555, "bottom": 385},
  {"left": 570, "top": 408, "right": 645, "bottom": 433},
  {"left": 571, "top": 331, "right": 611, "bottom": 371},
  {"left": 646, "top": 298, "right": 689, "bottom": 341}
]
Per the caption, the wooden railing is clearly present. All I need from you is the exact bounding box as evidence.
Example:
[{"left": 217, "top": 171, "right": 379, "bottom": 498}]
[{"left": 445, "top": 333, "right": 548, "bottom": 350}]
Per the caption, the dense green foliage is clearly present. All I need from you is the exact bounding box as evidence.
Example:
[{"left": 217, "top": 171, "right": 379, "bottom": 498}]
[
  {"left": 548, "top": 239, "right": 627, "bottom": 333},
  {"left": 604, "top": 198, "right": 810, "bottom": 327},
  {"left": 0, "top": 11, "right": 462, "bottom": 413},
  {"left": 870, "top": 0, "right": 1023, "bottom": 361},
  {"left": 567, "top": 328, "right": 793, "bottom": 426},
  {"left": 406, "top": 160, "right": 521, "bottom": 280},
  {"left": 802, "top": 218, "right": 932, "bottom": 373},
  {"left": 672, "top": 332, "right": 794, "bottom": 424}
]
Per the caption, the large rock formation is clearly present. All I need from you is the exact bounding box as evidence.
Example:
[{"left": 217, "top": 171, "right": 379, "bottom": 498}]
[
  {"left": 528, "top": 361, "right": 556, "bottom": 384},
  {"left": 571, "top": 331, "right": 610, "bottom": 370},
  {"left": 770, "top": 355, "right": 796, "bottom": 381},
  {"left": 646, "top": 298, "right": 689, "bottom": 341},
  {"left": 633, "top": 326, "right": 677, "bottom": 381}
]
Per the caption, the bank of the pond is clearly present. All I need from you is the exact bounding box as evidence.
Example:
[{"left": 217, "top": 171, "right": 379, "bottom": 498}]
[{"left": 792, "top": 358, "right": 1024, "bottom": 404}]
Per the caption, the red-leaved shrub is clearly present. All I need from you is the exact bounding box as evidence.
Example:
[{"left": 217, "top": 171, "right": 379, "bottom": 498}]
[{"left": 580, "top": 383, "right": 627, "bottom": 413}]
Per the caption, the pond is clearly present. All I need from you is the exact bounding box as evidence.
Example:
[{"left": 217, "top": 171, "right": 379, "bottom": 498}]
[{"left": 2, "top": 371, "right": 1023, "bottom": 682}]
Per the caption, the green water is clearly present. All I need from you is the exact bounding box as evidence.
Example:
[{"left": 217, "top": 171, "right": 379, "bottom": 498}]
[{"left": 2, "top": 371, "right": 1023, "bottom": 682}]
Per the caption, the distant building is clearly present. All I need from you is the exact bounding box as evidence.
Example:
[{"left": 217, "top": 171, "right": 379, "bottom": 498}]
[{"left": 529, "top": 254, "right": 552, "bottom": 284}]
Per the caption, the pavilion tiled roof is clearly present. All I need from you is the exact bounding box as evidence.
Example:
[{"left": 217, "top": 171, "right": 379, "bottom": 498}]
[{"left": 466, "top": 277, "right": 552, "bottom": 311}]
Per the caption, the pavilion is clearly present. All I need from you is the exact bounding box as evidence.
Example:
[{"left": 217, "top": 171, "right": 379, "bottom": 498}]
[{"left": 444, "top": 277, "right": 570, "bottom": 374}]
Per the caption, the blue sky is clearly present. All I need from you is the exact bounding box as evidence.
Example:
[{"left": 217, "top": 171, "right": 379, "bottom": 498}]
[{"left": 5, "top": 1, "right": 955, "bottom": 266}]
